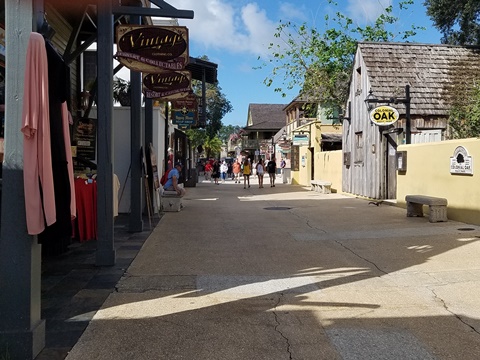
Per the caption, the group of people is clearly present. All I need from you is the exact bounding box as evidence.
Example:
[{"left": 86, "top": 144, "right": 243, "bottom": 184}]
[
  {"left": 162, "top": 157, "right": 285, "bottom": 196},
  {"left": 201, "top": 157, "right": 285, "bottom": 189},
  {"left": 203, "top": 159, "right": 232, "bottom": 185},
  {"left": 237, "top": 157, "right": 278, "bottom": 189}
]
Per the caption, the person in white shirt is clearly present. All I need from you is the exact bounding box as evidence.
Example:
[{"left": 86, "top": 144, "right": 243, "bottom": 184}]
[{"left": 220, "top": 161, "right": 228, "bottom": 182}]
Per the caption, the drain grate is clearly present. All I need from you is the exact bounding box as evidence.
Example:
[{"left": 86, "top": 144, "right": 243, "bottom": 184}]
[
  {"left": 458, "top": 228, "right": 475, "bottom": 231},
  {"left": 264, "top": 207, "right": 291, "bottom": 211}
]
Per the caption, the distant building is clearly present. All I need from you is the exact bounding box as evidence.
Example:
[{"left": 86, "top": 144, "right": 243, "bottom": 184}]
[{"left": 242, "top": 103, "right": 286, "bottom": 161}]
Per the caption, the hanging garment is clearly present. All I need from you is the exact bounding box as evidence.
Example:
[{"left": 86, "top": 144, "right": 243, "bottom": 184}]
[
  {"left": 21, "top": 32, "right": 56, "bottom": 235},
  {"left": 74, "top": 178, "right": 97, "bottom": 242},
  {"left": 38, "top": 40, "right": 74, "bottom": 254}
]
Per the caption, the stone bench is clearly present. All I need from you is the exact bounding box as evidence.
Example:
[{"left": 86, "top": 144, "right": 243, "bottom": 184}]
[
  {"left": 405, "top": 195, "right": 448, "bottom": 223},
  {"left": 159, "top": 187, "right": 184, "bottom": 212},
  {"left": 310, "top": 180, "right": 332, "bottom": 194}
]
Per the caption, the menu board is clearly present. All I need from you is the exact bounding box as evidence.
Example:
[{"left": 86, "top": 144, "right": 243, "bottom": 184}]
[
  {"left": 73, "top": 118, "right": 97, "bottom": 161},
  {"left": 291, "top": 146, "right": 300, "bottom": 171}
]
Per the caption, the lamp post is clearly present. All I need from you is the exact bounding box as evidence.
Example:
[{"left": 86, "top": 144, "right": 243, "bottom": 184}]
[{"left": 364, "top": 85, "right": 411, "bottom": 144}]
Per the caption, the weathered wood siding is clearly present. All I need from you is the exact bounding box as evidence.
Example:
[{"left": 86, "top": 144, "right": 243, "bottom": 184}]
[
  {"left": 46, "top": 5, "right": 78, "bottom": 110},
  {"left": 343, "top": 49, "right": 385, "bottom": 199}
]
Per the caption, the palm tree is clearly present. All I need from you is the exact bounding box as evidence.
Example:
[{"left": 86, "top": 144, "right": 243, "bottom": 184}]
[
  {"left": 112, "top": 77, "right": 131, "bottom": 106},
  {"left": 204, "top": 136, "right": 222, "bottom": 159}
]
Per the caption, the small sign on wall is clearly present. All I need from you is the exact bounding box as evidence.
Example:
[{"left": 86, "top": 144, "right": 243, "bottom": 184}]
[{"left": 450, "top": 146, "right": 473, "bottom": 175}]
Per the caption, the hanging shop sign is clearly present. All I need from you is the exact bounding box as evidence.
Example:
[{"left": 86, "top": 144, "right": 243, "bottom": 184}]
[
  {"left": 450, "top": 146, "right": 473, "bottom": 175},
  {"left": 171, "top": 95, "right": 198, "bottom": 126},
  {"left": 369, "top": 105, "right": 399, "bottom": 126},
  {"left": 72, "top": 118, "right": 96, "bottom": 161},
  {"left": 292, "top": 134, "right": 309, "bottom": 146},
  {"left": 115, "top": 25, "right": 189, "bottom": 73},
  {"left": 143, "top": 70, "right": 191, "bottom": 100}
]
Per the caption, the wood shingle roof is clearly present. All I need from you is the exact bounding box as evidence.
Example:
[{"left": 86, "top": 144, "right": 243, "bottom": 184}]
[
  {"left": 359, "top": 42, "right": 480, "bottom": 117},
  {"left": 246, "top": 103, "right": 287, "bottom": 130}
]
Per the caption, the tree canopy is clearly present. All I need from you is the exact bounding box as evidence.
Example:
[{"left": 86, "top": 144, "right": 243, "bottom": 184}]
[
  {"left": 425, "top": 0, "right": 480, "bottom": 137},
  {"left": 425, "top": 0, "right": 480, "bottom": 45},
  {"left": 258, "top": 0, "right": 424, "bottom": 113},
  {"left": 449, "top": 83, "right": 480, "bottom": 139},
  {"left": 218, "top": 125, "right": 242, "bottom": 144}
]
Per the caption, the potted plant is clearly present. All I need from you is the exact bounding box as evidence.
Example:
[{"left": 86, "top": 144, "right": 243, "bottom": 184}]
[{"left": 112, "top": 77, "right": 131, "bottom": 106}]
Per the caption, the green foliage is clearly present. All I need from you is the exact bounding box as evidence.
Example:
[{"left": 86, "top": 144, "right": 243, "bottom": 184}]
[
  {"left": 218, "top": 125, "right": 242, "bottom": 144},
  {"left": 449, "top": 82, "right": 480, "bottom": 138},
  {"left": 185, "top": 128, "right": 207, "bottom": 150},
  {"left": 257, "top": 0, "right": 424, "bottom": 112},
  {"left": 425, "top": 0, "right": 480, "bottom": 45},
  {"left": 203, "top": 136, "right": 223, "bottom": 159}
]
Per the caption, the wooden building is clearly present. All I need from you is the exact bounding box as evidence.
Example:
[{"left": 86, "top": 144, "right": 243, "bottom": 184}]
[
  {"left": 243, "top": 103, "right": 286, "bottom": 161},
  {"left": 343, "top": 42, "right": 480, "bottom": 200}
]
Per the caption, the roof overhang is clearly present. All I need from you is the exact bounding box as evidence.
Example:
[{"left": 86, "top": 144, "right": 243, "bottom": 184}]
[{"left": 186, "top": 57, "right": 218, "bottom": 84}]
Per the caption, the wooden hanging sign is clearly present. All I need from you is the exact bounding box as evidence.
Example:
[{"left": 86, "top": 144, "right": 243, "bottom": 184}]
[
  {"left": 142, "top": 70, "right": 191, "bottom": 100},
  {"left": 115, "top": 25, "right": 189, "bottom": 73}
]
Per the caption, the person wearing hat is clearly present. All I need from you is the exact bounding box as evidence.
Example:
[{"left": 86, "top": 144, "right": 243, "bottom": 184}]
[{"left": 164, "top": 161, "right": 186, "bottom": 196}]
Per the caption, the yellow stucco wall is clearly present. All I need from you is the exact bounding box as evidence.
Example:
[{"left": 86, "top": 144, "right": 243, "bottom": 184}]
[
  {"left": 291, "top": 145, "right": 311, "bottom": 186},
  {"left": 290, "top": 122, "right": 343, "bottom": 188},
  {"left": 315, "top": 150, "right": 343, "bottom": 193},
  {"left": 397, "top": 138, "right": 480, "bottom": 225}
]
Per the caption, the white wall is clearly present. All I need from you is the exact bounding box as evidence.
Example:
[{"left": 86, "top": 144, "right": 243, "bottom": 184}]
[{"left": 90, "top": 106, "right": 166, "bottom": 213}]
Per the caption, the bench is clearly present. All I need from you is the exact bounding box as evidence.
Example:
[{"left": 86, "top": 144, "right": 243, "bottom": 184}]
[
  {"left": 405, "top": 195, "right": 448, "bottom": 223},
  {"left": 310, "top": 180, "right": 332, "bottom": 194},
  {"left": 159, "top": 185, "right": 184, "bottom": 212}
]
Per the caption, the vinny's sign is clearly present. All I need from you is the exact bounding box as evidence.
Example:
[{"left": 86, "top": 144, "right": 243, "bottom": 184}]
[
  {"left": 115, "top": 25, "right": 189, "bottom": 73},
  {"left": 171, "top": 95, "right": 198, "bottom": 126},
  {"left": 142, "top": 71, "right": 191, "bottom": 100},
  {"left": 369, "top": 105, "right": 399, "bottom": 126}
]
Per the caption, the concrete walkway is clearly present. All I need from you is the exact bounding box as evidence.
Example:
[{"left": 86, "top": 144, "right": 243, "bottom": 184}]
[{"left": 65, "top": 177, "right": 480, "bottom": 359}]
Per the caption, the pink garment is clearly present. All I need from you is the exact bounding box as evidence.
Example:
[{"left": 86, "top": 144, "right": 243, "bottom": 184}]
[
  {"left": 21, "top": 32, "right": 56, "bottom": 235},
  {"left": 62, "top": 104, "right": 76, "bottom": 220}
]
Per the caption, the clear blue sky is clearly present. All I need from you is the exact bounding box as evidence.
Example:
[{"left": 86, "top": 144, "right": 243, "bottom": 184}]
[{"left": 166, "top": 0, "right": 443, "bottom": 127}]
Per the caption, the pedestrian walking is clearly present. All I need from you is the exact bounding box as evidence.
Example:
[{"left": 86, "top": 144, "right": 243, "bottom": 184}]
[
  {"left": 233, "top": 159, "right": 241, "bottom": 183},
  {"left": 220, "top": 161, "right": 228, "bottom": 183},
  {"left": 228, "top": 161, "right": 233, "bottom": 179},
  {"left": 242, "top": 158, "right": 251, "bottom": 189},
  {"left": 204, "top": 161, "right": 213, "bottom": 181},
  {"left": 267, "top": 157, "right": 277, "bottom": 187},
  {"left": 212, "top": 160, "right": 220, "bottom": 185},
  {"left": 256, "top": 159, "right": 265, "bottom": 188}
]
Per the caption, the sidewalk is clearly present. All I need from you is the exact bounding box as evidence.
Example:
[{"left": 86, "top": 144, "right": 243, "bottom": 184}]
[{"left": 51, "top": 179, "right": 480, "bottom": 359}]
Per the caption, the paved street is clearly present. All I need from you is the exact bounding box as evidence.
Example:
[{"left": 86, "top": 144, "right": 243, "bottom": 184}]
[{"left": 64, "top": 177, "right": 480, "bottom": 359}]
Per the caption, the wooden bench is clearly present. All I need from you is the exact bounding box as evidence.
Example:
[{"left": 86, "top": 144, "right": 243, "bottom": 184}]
[
  {"left": 310, "top": 180, "right": 332, "bottom": 194},
  {"left": 405, "top": 195, "right": 448, "bottom": 223}
]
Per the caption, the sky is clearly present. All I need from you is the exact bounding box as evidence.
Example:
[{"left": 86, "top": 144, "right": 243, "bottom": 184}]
[{"left": 150, "top": 0, "right": 444, "bottom": 127}]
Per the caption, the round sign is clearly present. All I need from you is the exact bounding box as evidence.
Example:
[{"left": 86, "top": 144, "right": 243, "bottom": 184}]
[{"left": 369, "top": 105, "right": 399, "bottom": 126}]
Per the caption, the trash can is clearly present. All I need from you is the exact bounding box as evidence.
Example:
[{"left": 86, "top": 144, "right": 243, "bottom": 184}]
[{"left": 185, "top": 168, "right": 197, "bottom": 187}]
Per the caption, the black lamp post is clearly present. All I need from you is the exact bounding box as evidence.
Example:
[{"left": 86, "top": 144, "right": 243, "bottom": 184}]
[{"left": 364, "top": 85, "right": 411, "bottom": 144}]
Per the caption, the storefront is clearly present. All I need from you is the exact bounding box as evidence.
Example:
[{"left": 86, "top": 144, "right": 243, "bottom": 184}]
[{"left": 0, "top": 1, "right": 212, "bottom": 358}]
